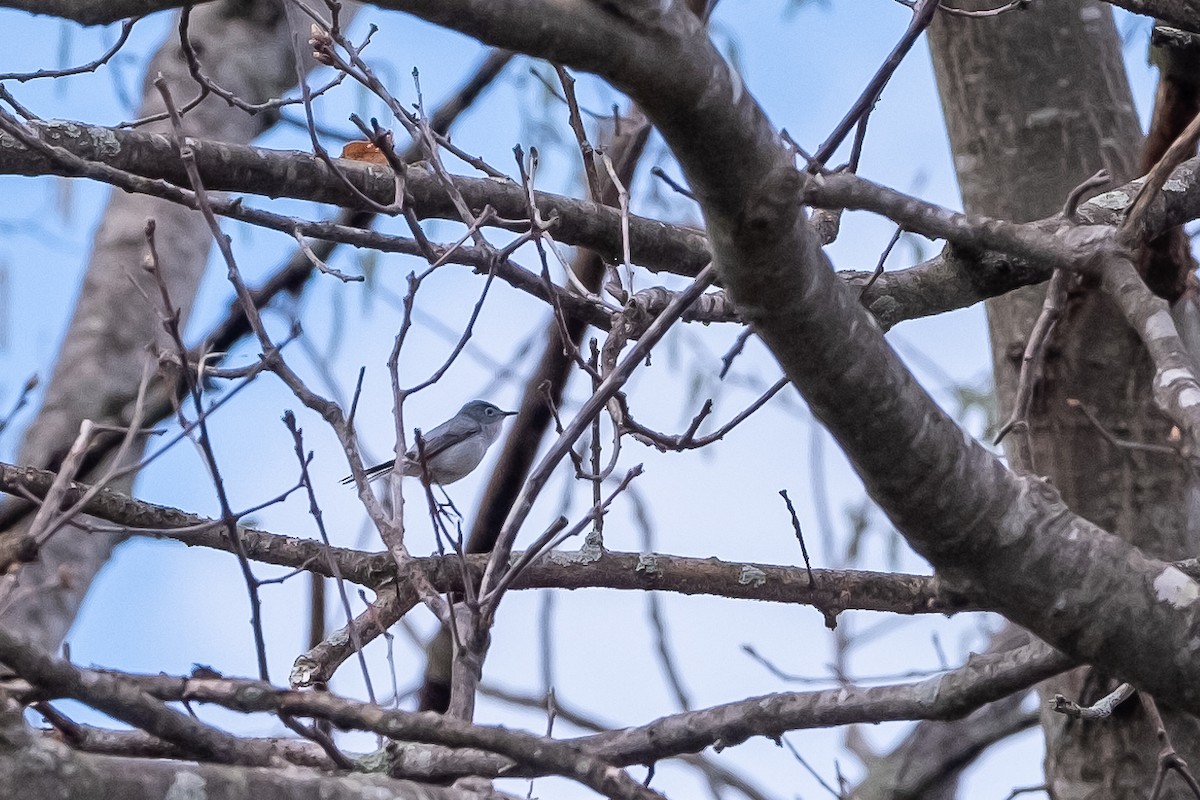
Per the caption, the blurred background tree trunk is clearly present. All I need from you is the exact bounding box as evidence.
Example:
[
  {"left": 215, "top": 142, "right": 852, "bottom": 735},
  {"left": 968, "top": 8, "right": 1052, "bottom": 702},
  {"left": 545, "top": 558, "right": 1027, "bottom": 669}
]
[{"left": 0, "top": 0, "right": 342, "bottom": 653}]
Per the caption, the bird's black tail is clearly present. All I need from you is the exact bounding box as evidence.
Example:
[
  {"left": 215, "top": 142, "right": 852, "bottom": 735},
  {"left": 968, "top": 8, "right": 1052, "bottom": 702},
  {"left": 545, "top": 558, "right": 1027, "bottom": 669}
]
[{"left": 340, "top": 459, "right": 397, "bottom": 485}]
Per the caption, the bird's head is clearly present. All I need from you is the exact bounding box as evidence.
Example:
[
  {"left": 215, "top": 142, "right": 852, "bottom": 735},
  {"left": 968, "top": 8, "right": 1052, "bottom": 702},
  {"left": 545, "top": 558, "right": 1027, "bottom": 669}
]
[{"left": 460, "top": 400, "right": 517, "bottom": 426}]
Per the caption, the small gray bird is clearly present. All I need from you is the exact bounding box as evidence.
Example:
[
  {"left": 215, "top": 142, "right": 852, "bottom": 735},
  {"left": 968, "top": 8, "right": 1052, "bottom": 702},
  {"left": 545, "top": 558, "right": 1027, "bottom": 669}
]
[{"left": 341, "top": 400, "right": 516, "bottom": 486}]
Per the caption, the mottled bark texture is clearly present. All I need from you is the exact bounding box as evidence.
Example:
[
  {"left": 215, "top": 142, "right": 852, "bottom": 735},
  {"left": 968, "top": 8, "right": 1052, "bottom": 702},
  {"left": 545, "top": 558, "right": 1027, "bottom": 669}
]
[
  {"left": 928, "top": 2, "right": 1200, "bottom": 797},
  {"left": 0, "top": 0, "right": 331, "bottom": 653}
]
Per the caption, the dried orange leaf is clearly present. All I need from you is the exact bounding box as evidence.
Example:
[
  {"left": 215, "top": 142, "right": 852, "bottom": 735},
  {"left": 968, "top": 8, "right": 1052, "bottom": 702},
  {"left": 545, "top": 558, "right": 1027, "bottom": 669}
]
[{"left": 340, "top": 140, "right": 389, "bottom": 165}]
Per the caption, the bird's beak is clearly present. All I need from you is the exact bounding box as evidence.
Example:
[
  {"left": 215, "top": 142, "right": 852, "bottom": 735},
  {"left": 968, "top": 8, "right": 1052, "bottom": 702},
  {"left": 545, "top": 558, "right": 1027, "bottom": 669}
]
[{"left": 502, "top": 410, "right": 518, "bottom": 417}]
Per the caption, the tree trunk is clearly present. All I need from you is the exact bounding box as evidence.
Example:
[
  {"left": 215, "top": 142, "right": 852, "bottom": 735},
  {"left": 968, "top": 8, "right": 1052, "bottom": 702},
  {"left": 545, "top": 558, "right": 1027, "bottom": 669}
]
[
  {"left": 0, "top": 0, "right": 337, "bottom": 652},
  {"left": 928, "top": 2, "right": 1200, "bottom": 797}
]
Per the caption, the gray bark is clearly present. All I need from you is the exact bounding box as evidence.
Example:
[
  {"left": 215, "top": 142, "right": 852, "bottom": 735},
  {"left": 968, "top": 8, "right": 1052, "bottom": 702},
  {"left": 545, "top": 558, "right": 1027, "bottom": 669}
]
[{"left": 928, "top": 2, "right": 1200, "bottom": 797}]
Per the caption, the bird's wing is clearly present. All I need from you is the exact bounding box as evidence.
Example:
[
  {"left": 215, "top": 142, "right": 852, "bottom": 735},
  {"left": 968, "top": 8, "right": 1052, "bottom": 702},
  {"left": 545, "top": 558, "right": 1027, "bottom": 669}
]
[
  {"left": 339, "top": 416, "right": 482, "bottom": 484},
  {"left": 403, "top": 415, "right": 483, "bottom": 462}
]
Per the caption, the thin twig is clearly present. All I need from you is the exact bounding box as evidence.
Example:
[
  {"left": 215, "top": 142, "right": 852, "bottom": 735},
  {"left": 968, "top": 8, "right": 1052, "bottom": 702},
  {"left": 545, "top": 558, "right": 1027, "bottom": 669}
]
[
  {"left": 810, "top": 0, "right": 939, "bottom": 168},
  {"left": 860, "top": 225, "right": 903, "bottom": 298},
  {"left": 1143, "top": 692, "right": 1200, "bottom": 800},
  {"left": 143, "top": 204, "right": 271, "bottom": 680},
  {"left": 282, "top": 412, "right": 377, "bottom": 705},
  {"left": 1122, "top": 108, "right": 1200, "bottom": 247},
  {"left": 555, "top": 64, "right": 602, "bottom": 202},
  {"left": 480, "top": 264, "right": 719, "bottom": 600},
  {"left": 993, "top": 269, "right": 1071, "bottom": 464},
  {"left": 0, "top": 18, "right": 140, "bottom": 82},
  {"left": 779, "top": 489, "right": 817, "bottom": 591}
]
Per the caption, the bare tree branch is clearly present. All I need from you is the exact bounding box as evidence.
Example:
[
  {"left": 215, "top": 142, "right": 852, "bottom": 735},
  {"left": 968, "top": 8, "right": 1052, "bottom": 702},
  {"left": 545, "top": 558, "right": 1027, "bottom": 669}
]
[
  {"left": 9, "top": 117, "right": 1200, "bottom": 334},
  {"left": 2, "top": 698, "right": 510, "bottom": 800},
  {"left": 3, "top": 636, "right": 1070, "bottom": 779}
]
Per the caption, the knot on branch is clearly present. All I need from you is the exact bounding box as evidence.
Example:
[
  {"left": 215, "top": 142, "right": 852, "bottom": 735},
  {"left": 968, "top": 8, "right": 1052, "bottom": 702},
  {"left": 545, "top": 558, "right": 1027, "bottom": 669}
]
[
  {"left": 1051, "top": 223, "right": 1127, "bottom": 275},
  {"left": 736, "top": 164, "right": 805, "bottom": 239},
  {"left": 602, "top": 286, "right": 739, "bottom": 369},
  {"left": 601, "top": 289, "right": 661, "bottom": 371},
  {"left": 0, "top": 532, "right": 37, "bottom": 573}
]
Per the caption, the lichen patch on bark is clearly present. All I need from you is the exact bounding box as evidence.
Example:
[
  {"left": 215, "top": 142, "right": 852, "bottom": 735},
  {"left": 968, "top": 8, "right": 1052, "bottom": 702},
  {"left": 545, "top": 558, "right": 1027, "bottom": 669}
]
[{"left": 1153, "top": 566, "right": 1200, "bottom": 608}]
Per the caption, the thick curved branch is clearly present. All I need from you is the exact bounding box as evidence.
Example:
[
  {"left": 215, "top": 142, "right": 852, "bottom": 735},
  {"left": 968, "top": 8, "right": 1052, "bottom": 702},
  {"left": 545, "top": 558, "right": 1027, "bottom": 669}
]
[
  {"left": 578, "top": 643, "right": 1067, "bottom": 766},
  {"left": 1102, "top": 0, "right": 1200, "bottom": 33},
  {"left": 372, "top": 0, "right": 1200, "bottom": 713}
]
